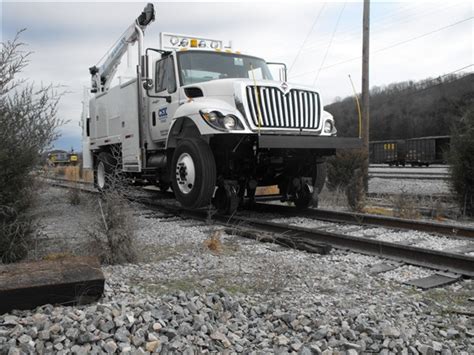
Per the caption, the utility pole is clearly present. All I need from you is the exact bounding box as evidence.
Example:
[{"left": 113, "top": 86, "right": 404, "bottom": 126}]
[{"left": 361, "top": 0, "right": 370, "bottom": 190}]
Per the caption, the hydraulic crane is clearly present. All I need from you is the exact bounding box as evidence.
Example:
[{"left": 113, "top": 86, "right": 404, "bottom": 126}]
[{"left": 88, "top": 3, "right": 155, "bottom": 93}]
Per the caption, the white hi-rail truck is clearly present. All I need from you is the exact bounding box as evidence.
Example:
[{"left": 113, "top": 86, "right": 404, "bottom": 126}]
[{"left": 83, "top": 3, "right": 360, "bottom": 214}]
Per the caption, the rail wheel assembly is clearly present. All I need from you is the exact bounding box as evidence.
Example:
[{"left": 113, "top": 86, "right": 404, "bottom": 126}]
[{"left": 213, "top": 182, "right": 240, "bottom": 215}]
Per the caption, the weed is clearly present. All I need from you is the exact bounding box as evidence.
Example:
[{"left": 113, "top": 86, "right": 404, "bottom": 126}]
[
  {"left": 67, "top": 187, "right": 81, "bottom": 205},
  {"left": 86, "top": 190, "right": 137, "bottom": 264},
  {"left": 203, "top": 230, "right": 223, "bottom": 253}
]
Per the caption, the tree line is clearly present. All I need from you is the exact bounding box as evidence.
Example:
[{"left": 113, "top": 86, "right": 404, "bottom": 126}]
[{"left": 325, "top": 72, "right": 474, "bottom": 140}]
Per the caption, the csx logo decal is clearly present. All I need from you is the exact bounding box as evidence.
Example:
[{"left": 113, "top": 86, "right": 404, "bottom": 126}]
[{"left": 158, "top": 107, "right": 168, "bottom": 121}]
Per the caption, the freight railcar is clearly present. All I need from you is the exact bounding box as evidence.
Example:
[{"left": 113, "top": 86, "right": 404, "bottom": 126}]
[
  {"left": 405, "top": 136, "right": 450, "bottom": 167},
  {"left": 369, "top": 140, "right": 406, "bottom": 166}
]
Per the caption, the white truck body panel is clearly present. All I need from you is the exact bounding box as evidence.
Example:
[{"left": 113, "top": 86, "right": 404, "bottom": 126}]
[
  {"left": 81, "top": 88, "right": 93, "bottom": 169},
  {"left": 89, "top": 78, "right": 142, "bottom": 171}
]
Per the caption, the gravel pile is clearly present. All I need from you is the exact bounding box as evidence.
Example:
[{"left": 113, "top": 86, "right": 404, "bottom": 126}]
[
  {"left": 1, "top": 187, "right": 473, "bottom": 354},
  {"left": 2, "top": 281, "right": 473, "bottom": 354}
]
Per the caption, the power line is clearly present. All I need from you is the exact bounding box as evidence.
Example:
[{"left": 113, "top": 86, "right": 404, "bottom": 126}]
[
  {"left": 288, "top": 3, "right": 326, "bottom": 74},
  {"left": 396, "top": 64, "right": 473, "bottom": 98},
  {"left": 291, "top": 16, "right": 473, "bottom": 79},
  {"left": 272, "top": 1, "right": 462, "bottom": 61},
  {"left": 313, "top": 2, "right": 347, "bottom": 85},
  {"left": 301, "top": 1, "right": 463, "bottom": 54}
]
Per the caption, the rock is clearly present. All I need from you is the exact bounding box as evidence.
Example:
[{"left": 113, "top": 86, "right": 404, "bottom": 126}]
[
  {"left": 418, "top": 344, "right": 434, "bottom": 355},
  {"left": 100, "top": 320, "right": 115, "bottom": 333},
  {"left": 103, "top": 340, "right": 118, "bottom": 354},
  {"left": 7, "top": 348, "right": 20, "bottom": 355},
  {"left": 49, "top": 323, "right": 61, "bottom": 334},
  {"left": 314, "top": 327, "right": 329, "bottom": 340},
  {"left": 66, "top": 328, "right": 79, "bottom": 340},
  {"left": 291, "top": 342, "right": 302, "bottom": 351},
  {"left": 3, "top": 315, "right": 18, "bottom": 325},
  {"left": 145, "top": 341, "right": 160, "bottom": 352},
  {"left": 210, "top": 330, "right": 226, "bottom": 341},
  {"left": 152, "top": 322, "right": 162, "bottom": 332},
  {"left": 299, "top": 346, "right": 313, "bottom": 355},
  {"left": 347, "top": 350, "right": 358, "bottom": 355},
  {"left": 446, "top": 328, "right": 459, "bottom": 338},
  {"left": 276, "top": 334, "right": 290, "bottom": 346},
  {"left": 310, "top": 344, "right": 323, "bottom": 354},
  {"left": 382, "top": 326, "right": 401, "bottom": 338},
  {"left": 344, "top": 342, "right": 362, "bottom": 351},
  {"left": 114, "top": 327, "right": 130, "bottom": 343},
  {"left": 18, "top": 334, "right": 32, "bottom": 344},
  {"left": 431, "top": 341, "right": 442, "bottom": 352}
]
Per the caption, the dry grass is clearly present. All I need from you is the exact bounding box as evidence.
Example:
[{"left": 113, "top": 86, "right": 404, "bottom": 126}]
[
  {"left": 42, "top": 252, "right": 74, "bottom": 261},
  {"left": 391, "top": 190, "right": 421, "bottom": 220},
  {"left": 64, "top": 166, "right": 80, "bottom": 181},
  {"left": 203, "top": 230, "right": 223, "bottom": 253},
  {"left": 43, "top": 166, "right": 93, "bottom": 183},
  {"left": 318, "top": 187, "right": 349, "bottom": 210},
  {"left": 86, "top": 191, "right": 137, "bottom": 264},
  {"left": 363, "top": 206, "right": 394, "bottom": 216}
]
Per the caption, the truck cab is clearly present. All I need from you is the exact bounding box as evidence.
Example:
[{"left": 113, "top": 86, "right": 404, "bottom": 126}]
[{"left": 85, "top": 4, "right": 360, "bottom": 214}]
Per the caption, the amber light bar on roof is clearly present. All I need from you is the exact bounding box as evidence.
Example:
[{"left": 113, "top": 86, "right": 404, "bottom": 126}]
[{"left": 160, "top": 32, "right": 230, "bottom": 51}]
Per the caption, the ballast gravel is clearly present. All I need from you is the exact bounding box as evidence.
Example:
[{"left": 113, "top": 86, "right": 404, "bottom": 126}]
[{"left": 1, "top": 186, "right": 473, "bottom": 354}]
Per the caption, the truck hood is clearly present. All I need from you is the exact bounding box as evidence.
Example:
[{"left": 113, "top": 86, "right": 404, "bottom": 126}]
[{"left": 182, "top": 78, "right": 321, "bottom": 98}]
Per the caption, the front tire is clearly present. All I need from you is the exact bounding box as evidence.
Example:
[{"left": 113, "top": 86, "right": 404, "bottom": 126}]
[{"left": 171, "top": 138, "right": 216, "bottom": 209}]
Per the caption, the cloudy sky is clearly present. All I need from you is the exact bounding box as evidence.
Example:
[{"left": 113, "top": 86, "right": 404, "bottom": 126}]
[{"left": 2, "top": 1, "right": 472, "bottom": 151}]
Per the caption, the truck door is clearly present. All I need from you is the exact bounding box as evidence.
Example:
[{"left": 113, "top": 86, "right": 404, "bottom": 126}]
[{"left": 149, "top": 55, "right": 179, "bottom": 142}]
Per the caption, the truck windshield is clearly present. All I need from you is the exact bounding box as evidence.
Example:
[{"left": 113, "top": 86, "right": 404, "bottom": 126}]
[{"left": 177, "top": 51, "right": 273, "bottom": 86}]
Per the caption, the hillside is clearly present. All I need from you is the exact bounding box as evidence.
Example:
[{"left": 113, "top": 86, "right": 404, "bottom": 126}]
[{"left": 325, "top": 72, "right": 474, "bottom": 140}]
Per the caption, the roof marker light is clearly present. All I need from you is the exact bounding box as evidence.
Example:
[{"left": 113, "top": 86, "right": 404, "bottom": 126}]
[{"left": 170, "top": 37, "right": 179, "bottom": 46}]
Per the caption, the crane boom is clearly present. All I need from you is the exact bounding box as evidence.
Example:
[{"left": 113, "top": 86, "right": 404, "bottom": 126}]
[{"left": 89, "top": 3, "right": 155, "bottom": 93}]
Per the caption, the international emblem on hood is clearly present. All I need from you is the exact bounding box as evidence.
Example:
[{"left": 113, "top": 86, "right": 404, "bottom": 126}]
[{"left": 280, "top": 82, "right": 290, "bottom": 95}]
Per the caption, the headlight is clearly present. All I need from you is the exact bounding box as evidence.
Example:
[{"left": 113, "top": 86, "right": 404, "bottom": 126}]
[
  {"left": 223, "top": 115, "right": 236, "bottom": 129},
  {"left": 201, "top": 111, "right": 219, "bottom": 122},
  {"left": 180, "top": 38, "right": 189, "bottom": 47},
  {"left": 324, "top": 120, "right": 334, "bottom": 133},
  {"left": 199, "top": 110, "right": 244, "bottom": 131}
]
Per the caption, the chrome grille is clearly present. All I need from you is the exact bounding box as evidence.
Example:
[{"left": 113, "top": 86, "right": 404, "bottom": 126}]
[{"left": 245, "top": 86, "right": 320, "bottom": 129}]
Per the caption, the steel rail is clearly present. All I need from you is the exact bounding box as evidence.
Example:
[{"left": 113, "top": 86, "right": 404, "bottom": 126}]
[
  {"left": 46, "top": 180, "right": 474, "bottom": 277},
  {"left": 215, "top": 215, "right": 474, "bottom": 278},
  {"left": 251, "top": 203, "right": 474, "bottom": 239}
]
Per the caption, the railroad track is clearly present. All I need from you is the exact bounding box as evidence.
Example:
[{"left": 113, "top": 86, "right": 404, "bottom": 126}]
[
  {"left": 368, "top": 168, "right": 450, "bottom": 180},
  {"left": 44, "top": 178, "right": 474, "bottom": 283}
]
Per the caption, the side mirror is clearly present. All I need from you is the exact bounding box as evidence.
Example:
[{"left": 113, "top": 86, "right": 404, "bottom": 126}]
[{"left": 267, "top": 62, "right": 288, "bottom": 82}]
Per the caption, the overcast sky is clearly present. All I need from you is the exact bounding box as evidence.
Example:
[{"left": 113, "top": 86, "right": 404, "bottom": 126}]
[{"left": 2, "top": 1, "right": 473, "bottom": 151}]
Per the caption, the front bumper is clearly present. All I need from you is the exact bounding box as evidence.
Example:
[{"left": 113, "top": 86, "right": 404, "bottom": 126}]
[{"left": 258, "top": 135, "right": 362, "bottom": 150}]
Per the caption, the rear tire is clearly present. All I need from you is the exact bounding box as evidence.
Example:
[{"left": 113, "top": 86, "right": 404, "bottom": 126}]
[
  {"left": 171, "top": 138, "right": 216, "bottom": 209},
  {"left": 94, "top": 152, "right": 116, "bottom": 191}
]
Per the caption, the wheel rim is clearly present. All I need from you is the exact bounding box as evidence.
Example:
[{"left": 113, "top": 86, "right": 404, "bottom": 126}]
[
  {"left": 175, "top": 153, "right": 196, "bottom": 194},
  {"left": 97, "top": 161, "right": 106, "bottom": 189}
]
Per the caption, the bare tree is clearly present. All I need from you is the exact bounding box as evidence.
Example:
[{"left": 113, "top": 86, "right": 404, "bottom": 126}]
[{"left": 0, "top": 30, "right": 64, "bottom": 262}]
